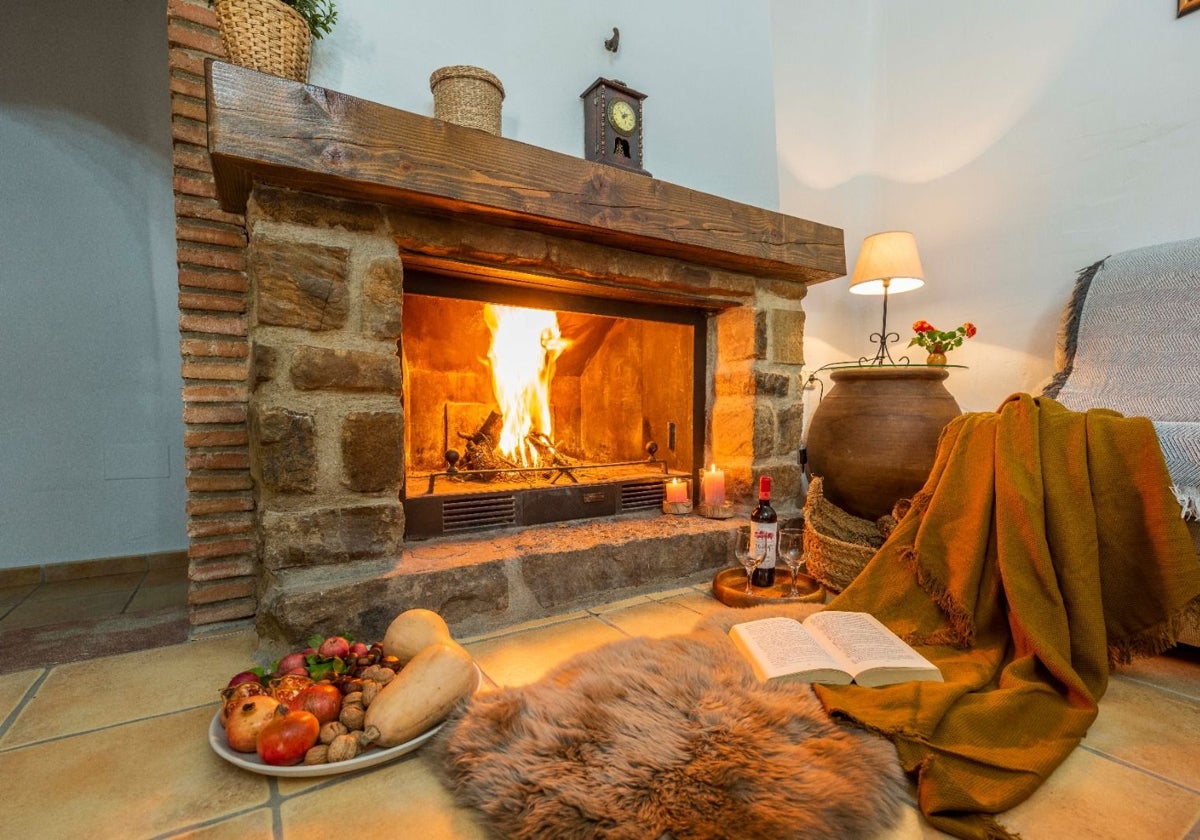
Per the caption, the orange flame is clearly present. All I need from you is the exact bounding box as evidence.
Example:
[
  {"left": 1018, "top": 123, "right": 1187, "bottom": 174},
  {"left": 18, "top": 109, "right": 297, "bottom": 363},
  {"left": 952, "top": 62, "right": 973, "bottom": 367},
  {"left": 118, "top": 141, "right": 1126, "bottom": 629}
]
[{"left": 483, "top": 304, "right": 567, "bottom": 467}]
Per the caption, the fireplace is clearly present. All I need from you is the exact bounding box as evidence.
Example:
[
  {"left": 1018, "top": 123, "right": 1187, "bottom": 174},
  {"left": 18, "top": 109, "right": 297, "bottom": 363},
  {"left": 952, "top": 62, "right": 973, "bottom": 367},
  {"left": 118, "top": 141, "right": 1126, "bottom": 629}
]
[
  {"left": 401, "top": 272, "right": 704, "bottom": 538},
  {"left": 195, "top": 61, "right": 844, "bottom": 645}
]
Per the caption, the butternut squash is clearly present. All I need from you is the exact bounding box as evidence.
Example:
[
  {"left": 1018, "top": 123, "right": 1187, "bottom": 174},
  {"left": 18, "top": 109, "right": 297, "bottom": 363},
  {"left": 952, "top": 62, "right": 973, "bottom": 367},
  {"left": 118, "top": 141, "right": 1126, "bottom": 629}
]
[
  {"left": 381, "top": 608, "right": 452, "bottom": 664},
  {"left": 363, "top": 641, "right": 476, "bottom": 747}
]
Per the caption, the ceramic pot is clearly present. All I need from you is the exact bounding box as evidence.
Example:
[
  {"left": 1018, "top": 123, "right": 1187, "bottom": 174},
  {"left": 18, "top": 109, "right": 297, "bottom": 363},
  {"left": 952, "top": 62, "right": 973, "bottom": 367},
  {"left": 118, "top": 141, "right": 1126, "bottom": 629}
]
[
  {"left": 926, "top": 352, "right": 947, "bottom": 365},
  {"left": 805, "top": 367, "right": 961, "bottom": 520}
]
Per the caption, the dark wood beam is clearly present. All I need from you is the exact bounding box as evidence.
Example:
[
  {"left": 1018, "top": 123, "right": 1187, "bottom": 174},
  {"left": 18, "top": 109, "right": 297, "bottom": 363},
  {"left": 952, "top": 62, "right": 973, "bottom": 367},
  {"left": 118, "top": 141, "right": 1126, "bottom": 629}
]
[{"left": 206, "top": 60, "right": 844, "bottom": 283}]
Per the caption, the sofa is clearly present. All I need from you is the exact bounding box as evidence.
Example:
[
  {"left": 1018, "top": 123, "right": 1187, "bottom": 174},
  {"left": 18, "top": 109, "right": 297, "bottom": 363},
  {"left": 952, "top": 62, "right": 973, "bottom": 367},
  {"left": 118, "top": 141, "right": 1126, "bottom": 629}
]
[{"left": 1043, "top": 236, "right": 1200, "bottom": 646}]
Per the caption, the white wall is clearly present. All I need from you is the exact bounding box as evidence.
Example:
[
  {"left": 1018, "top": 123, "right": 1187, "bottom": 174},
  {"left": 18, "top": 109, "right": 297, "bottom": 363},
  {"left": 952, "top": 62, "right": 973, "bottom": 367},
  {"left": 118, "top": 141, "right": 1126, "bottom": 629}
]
[
  {"left": 0, "top": 1, "right": 780, "bottom": 570},
  {"left": 308, "top": 0, "right": 780, "bottom": 208},
  {"left": 774, "top": 0, "right": 1200, "bottom": 414},
  {"left": 0, "top": 0, "right": 183, "bottom": 569}
]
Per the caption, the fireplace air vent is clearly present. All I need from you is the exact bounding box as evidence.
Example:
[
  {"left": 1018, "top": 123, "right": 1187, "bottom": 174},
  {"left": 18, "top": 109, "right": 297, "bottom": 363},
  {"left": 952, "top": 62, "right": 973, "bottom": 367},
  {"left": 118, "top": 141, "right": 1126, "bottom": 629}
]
[
  {"left": 621, "top": 480, "right": 667, "bottom": 511},
  {"left": 441, "top": 493, "right": 518, "bottom": 534}
]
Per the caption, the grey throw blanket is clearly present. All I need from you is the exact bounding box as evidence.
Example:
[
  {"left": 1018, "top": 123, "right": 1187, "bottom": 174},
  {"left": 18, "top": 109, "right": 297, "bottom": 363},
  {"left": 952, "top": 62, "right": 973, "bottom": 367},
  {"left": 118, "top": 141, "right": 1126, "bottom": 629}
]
[{"left": 1045, "top": 237, "right": 1200, "bottom": 519}]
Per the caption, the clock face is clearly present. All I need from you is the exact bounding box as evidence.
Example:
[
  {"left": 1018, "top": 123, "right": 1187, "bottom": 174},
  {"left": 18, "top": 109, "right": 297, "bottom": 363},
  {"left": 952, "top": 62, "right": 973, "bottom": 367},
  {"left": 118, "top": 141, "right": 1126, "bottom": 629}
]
[{"left": 608, "top": 99, "right": 637, "bottom": 136}]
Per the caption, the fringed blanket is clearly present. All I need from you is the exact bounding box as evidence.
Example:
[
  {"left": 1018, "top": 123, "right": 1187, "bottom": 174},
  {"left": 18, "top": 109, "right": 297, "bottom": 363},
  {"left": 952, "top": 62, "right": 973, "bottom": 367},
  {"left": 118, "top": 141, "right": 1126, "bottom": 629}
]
[
  {"left": 814, "top": 394, "right": 1200, "bottom": 840},
  {"left": 1044, "top": 237, "right": 1200, "bottom": 519}
]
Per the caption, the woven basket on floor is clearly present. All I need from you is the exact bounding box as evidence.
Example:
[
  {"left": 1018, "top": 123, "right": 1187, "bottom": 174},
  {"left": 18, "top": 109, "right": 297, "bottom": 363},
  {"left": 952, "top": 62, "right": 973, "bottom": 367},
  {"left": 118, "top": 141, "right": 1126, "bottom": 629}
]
[
  {"left": 213, "top": 0, "right": 311, "bottom": 83},
  {"left": 803, "top": 476, "right": 887, "bottom": 592},
  {"left": 430, "top": 66, "right": 505, "bottom": 135}
]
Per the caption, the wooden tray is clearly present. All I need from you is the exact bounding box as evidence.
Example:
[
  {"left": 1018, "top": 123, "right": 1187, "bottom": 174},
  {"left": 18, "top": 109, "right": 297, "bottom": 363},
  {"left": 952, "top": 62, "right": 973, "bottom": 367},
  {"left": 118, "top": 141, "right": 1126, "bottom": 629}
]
[{"left": 712, "top": 567, "right": 826, "bottom": 608}]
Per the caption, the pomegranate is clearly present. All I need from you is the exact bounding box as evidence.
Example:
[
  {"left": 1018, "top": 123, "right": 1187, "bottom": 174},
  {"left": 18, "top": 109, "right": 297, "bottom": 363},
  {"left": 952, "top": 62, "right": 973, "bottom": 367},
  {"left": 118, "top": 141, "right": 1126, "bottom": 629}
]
[
  {"left": 225, "top": 695, "right": 281, "bottom": 753},
  {"left": 296, "top": 682, "right": 343, "bottom": 724},
  {"left": 318, "top": 636, "right": 351, "bottom": 660},
  {"left": 219, "top": 681, "right": 267, "bottom": 725},
  {"left": 269, "top": 673, "right": 314, "bottom": 711},
  {"left": 257, "top": 709, "right": 321, "bottom": 766}
]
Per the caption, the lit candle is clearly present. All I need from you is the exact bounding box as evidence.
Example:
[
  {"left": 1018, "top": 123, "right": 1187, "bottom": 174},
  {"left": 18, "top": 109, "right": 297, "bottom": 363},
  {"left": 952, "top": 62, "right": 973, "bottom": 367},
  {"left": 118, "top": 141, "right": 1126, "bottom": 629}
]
[
  {"left": 665, "top": 478, "right": 689, "bottom": 504},
  {"left": 702, "top": 464, "right": 725, "bottom": 507}
]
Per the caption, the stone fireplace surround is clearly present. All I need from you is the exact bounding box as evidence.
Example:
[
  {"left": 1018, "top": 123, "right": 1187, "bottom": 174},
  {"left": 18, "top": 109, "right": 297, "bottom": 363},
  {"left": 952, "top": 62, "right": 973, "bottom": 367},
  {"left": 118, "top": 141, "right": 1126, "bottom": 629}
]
[{"left": 180, "top": 49, "right": 844, "bottom": 646}]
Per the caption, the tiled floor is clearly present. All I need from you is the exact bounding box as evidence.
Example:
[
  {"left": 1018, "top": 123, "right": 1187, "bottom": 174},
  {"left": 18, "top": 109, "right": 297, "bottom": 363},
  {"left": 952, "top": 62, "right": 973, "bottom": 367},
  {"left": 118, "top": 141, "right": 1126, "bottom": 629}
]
[
  {"left": 0, "top": 556, "right": 190, "bottom": 673},
  {"left": 1, "top": 581, "right": 1198, "bottom": 839}
]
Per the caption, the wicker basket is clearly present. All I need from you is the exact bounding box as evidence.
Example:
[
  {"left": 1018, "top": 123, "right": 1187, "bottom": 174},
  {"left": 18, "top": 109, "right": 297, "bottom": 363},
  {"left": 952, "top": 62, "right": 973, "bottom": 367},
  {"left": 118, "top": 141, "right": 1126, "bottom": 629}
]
[
  {"left": 803, "top": 476, "right": 887, "bottom": 592},
  {"left": 430, "top": 66, "right": 505, "bottom": 135},
  {"left": 213, "top": 0, "right": 312, "bottom": 83}
]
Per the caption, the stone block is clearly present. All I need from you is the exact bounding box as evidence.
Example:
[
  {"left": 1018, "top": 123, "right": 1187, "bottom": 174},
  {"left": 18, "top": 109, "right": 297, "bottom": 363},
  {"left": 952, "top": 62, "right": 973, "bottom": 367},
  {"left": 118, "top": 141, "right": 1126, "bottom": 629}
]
[
  {"left": 777, "top": 401, "right": 806, "bottom": 457},
  {"left": 342, "top": 411, "right": 404, "bottom": 492},
  {"left": 769, "top": 308, "right": 806, "bottom": 366},
  {"left": 290, "top": 345, "right": 402, "bottom": 393},
  {"left": 752, "top": 403, "right": 778, "bottom": 457},
  {"left": 251, "top": 343, "right": 277, "bottom": 388},
  {"left": 251, "top": 237, "right": 349, "bottom": 330},
  {"left": 256, "top": 559, "right": 510, "bottom": 647},
  {"left": 250, "top": 185, "right": 387, "bottom": 233},
  {"left": 754, "top": 370, "right": 791, "bottom": 398},
  {"left": 361, "top": 257, "right": 403, "bottom": 339},
  {"left": 253, "top": 407, "right": 317, "bottom": 493},
  {"left": 260, "top": 503, "right": 404, "bottom": 570}
]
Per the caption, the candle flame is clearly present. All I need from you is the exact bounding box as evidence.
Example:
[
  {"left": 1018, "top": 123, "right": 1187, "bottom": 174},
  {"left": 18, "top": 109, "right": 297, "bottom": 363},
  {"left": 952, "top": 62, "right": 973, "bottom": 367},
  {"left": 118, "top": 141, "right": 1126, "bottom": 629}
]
[{"left": 483, "top": 303, "right": 567, "bottom": 467}]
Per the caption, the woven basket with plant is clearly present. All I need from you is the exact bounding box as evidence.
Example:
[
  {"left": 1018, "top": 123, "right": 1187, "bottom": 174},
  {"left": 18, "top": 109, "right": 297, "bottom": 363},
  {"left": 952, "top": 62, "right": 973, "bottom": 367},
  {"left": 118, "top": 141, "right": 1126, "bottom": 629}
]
[{"left": 213, "top": 0, "right": 337, "bottom": 83}]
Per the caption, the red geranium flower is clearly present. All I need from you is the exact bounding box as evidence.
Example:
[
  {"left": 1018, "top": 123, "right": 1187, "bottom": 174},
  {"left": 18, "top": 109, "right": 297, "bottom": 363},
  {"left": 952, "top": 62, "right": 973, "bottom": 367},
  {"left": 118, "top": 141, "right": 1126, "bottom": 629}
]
[
  {"left": 912, "top": 320, "right": 935, "bottom": 334},
  {"left": 908, "top": 320, "right": 978, "bottom": 356},
  {"left": 964, "top": 322, "right": 977, "bottom": 338}
]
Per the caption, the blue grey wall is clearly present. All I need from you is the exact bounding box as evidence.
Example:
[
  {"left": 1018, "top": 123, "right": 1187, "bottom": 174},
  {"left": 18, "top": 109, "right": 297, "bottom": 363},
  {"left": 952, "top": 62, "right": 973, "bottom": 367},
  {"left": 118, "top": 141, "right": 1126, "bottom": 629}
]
[{"left": 1, "top": 1, "right": 183, "bottom": 569}]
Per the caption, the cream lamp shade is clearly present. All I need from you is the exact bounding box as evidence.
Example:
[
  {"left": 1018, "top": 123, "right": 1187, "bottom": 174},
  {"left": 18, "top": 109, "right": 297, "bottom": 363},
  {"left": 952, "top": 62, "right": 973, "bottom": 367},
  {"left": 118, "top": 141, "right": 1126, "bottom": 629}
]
[{"left": 849, "top": 231, "right": 925, "bottom": 296}]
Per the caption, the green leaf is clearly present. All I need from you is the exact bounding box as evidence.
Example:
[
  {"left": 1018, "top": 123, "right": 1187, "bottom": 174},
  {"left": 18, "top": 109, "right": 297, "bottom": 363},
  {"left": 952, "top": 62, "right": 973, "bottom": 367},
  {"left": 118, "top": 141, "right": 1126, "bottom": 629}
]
[{"left": 307, "top": 633, "right": 324, "bottom": 650}]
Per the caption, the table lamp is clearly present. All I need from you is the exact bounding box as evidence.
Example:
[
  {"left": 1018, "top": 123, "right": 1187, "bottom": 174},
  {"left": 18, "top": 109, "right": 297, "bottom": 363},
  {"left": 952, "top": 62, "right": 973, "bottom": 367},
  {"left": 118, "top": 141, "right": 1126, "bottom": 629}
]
[{"left": 849, "top": 231, "right": 925, "bottom": 365}]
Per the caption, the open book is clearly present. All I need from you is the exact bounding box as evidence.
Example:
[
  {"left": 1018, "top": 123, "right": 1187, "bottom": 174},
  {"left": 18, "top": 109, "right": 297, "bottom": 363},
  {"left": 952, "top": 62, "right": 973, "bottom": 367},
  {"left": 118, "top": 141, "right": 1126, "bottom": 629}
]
[{"left": 728, "top": 611, "right": 943, "bottom": 687}]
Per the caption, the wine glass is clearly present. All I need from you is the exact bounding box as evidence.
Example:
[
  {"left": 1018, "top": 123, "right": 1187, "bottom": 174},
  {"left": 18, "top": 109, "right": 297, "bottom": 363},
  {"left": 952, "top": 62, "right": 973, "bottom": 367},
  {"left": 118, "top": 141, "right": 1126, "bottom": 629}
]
[
  {"left": 779, "top": 528, "right": 806, "bottom": 596},
  {"left": 734, "top": 530, "right": 766, "bottom": 594}
]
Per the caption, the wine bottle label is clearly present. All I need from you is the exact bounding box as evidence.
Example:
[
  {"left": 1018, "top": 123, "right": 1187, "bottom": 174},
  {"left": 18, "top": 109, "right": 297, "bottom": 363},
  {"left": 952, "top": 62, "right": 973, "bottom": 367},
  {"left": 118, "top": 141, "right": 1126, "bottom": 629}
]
[{"left": 752, "top": 522, "right": 778, "bottom": 570}]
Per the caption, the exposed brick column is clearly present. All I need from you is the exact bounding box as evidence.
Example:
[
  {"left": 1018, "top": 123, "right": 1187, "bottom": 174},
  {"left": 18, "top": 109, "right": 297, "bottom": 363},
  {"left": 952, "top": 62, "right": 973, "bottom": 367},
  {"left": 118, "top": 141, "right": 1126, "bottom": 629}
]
[{"left": 167, "top": 0, "right": 257, "bottom": 630}]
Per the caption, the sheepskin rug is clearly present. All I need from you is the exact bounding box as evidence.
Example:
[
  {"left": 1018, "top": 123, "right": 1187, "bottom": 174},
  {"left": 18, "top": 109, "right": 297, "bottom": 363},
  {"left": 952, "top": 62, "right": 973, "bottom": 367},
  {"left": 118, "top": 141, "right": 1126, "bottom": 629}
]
[{"left": 433, "top": 606, "right": 908, "bottom": 840}]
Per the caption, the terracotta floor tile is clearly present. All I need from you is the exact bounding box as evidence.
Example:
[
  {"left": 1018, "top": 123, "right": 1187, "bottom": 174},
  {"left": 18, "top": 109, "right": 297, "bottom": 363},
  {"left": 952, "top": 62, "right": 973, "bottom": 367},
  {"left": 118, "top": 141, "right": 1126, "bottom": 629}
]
[
  {"left": 279, "top": 752, "right": 488, "bottom": 840},
  {"left": 464, "top": 615, "right": 626, "bottom": 687},
  {"left": 1085, "top": 677, "right": 1200, "bottom": 789},
  {"left": 0, "top": 583, "right": 35, "bottom": 613},
  {"left": 30, "top": 571, "right": 144, "bottom": 600},
  {"left": 998, "top": 746, "right": 1200, "bottom": 839},
  {"left": 171, "top": 807, "right": 274, "bottom": 839},
  {"left": 600, "top": 598, "right": 725, "bottom": 638},
  {"left": 1114, "top": 646, "right": 1200, "bottom": 701},
  {"left": 0, "top": 589, "right": 130, "bottom": 631},
  {"left": 0, "top": 705, "right": 269, "bottom": 839},
  {"left": 0, "top": 666, "right": 41, "bottom": 723},
  {"left": 126, "top": 581, "right": 189, "bottom": 613},
  {"left": 0, "top": 629, "right": 258, "bottom": 748}
]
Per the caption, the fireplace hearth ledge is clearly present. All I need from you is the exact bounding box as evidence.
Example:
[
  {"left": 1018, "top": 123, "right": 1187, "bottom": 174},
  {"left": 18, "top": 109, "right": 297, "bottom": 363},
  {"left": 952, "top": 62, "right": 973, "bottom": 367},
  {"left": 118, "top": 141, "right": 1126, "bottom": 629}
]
[{"left": 254, "top": 514, "right": 746, "bottom": 653}]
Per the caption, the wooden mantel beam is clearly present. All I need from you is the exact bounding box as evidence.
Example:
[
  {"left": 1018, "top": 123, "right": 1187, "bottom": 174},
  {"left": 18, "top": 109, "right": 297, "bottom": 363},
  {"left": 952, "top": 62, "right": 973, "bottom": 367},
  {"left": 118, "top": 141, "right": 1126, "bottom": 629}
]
[{"left": 206, "top": 61, "right": 845, "bottom": 283}]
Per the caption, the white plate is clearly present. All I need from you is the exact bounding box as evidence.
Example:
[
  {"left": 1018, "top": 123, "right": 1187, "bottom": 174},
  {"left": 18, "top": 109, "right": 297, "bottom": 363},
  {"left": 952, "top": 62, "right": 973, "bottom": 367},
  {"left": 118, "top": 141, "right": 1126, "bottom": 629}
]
[
  {"left": 208, "top": 712, "right": 446, "bottom": 777},
  {"left": 209, "top": 665, "right": 483, "bottom": 777}
]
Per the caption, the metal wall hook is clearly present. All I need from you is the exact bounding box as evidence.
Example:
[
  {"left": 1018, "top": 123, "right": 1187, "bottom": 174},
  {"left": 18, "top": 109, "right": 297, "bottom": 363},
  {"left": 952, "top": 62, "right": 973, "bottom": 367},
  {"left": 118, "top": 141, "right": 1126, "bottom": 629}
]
[{"left": 605, "top": 27, "right": 620, "bottom": 53}]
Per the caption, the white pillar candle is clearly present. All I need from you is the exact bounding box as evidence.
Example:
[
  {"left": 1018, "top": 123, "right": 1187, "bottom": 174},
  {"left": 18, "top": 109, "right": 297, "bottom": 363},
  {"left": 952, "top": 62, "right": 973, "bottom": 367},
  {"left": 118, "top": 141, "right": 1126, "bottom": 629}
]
[{"left": 702, "top": 464, "right": 725, "bottom": 507}]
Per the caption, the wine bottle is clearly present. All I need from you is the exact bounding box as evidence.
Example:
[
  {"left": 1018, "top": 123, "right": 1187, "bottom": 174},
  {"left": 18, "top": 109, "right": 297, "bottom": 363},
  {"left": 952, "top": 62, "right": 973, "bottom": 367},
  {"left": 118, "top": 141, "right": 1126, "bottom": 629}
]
[{"left": 750, "top": 475, "right": 778, "bottom": 587}]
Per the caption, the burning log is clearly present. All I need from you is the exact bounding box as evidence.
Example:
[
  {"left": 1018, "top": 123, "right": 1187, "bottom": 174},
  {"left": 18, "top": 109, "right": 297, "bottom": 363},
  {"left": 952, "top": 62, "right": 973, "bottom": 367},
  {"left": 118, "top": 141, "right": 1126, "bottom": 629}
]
[{"left": 456, "top": 410, "right": 517, "bottom": 480}]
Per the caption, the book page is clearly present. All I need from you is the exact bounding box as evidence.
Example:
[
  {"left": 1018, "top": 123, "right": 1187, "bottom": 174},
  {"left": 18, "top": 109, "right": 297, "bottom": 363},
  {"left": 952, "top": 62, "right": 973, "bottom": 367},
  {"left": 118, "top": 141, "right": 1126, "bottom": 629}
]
[
  {"left": 802, "top": 611, "right": 939, "bottom": 680},
  {"left": 728, "top": 616, "right": 849, "bottom": 683}
]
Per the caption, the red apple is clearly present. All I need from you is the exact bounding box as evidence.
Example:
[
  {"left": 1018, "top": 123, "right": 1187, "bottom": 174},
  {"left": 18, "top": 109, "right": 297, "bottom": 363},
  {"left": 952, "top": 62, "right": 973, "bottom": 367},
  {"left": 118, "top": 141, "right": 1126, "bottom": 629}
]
[
  {"left": 225, "top": 695, "right": 281, "bottom": 753},
  {"left": 257, "top": 709, "right": 320, "bottom": 766},
  {"left": 349, "top": 641, "right": 369, "bottom": 658},
  {"left": 276, "top": 651, "right": 309, "bottom": 675},
  {"left": 226, "top": 670, "right": 261, "bottom": 689},
  {"left": 318, "top": 636, "right": 351, "bottom": 659}
]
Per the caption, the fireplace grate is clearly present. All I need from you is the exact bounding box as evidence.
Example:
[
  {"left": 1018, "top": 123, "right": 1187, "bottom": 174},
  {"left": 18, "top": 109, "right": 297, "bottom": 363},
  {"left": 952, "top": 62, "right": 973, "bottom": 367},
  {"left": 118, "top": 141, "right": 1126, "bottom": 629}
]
[
  {"left": 441, "top": 493, "right": 518, "bottom": 533},
  {"left": 404, "top": 477, "right": 672, "bottom": 539}
]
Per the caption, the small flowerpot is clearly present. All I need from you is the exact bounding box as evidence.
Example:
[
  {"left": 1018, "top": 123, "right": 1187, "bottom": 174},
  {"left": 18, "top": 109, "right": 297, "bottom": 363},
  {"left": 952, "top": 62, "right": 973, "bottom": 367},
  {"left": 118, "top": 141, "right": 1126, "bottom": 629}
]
[
  {"left": 430, "top": 65, "right": 505, "bottom": 135},
  {"left": 213, "top": 0, "right": 312, "bottom": 83},
  {"left": 926, "top": 352, "right": 947, "bottom": 365}
]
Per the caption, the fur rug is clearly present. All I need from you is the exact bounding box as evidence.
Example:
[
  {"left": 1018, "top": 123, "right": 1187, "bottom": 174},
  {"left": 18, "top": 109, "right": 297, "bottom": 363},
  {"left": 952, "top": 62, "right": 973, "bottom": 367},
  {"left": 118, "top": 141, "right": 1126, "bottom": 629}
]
[{"left": 432, "top": 605, "right": 908, "bottom": 839}]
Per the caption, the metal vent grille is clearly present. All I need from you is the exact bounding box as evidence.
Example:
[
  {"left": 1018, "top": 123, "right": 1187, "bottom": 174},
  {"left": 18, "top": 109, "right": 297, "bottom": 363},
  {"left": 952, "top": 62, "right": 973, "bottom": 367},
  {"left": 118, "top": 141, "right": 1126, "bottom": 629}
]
[
  {"left": 621, "top": 480, "right": 665, "bottom": 511},
  {"left": 442, "top": 493, "right": 517, "bottom": 533}
]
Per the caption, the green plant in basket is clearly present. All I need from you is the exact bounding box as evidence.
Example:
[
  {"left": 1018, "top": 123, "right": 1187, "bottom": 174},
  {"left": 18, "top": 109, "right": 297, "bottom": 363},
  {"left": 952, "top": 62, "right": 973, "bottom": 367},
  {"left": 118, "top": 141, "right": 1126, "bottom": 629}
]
[{"left": 283, "top": 0, "right": 337, "bottom": 39}]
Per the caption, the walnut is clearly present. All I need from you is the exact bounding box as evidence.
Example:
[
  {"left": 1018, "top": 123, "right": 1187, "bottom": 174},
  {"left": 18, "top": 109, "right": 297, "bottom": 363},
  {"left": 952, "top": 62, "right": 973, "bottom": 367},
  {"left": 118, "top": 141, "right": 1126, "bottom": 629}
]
[
  {"left": 319, "top": 720, "right": 349, "bottom": 744},
  {"left": 361, "top": 680, "right": 382, "bottom": 707},
  {"left": 327, "top": 733, "right": 361, "bottom": 763},
  {"left": 304, "top": 744, "right": 329, "bottom": 765},
  {"left": 339, "top": 704, "right": 366, "bottom": 731}
]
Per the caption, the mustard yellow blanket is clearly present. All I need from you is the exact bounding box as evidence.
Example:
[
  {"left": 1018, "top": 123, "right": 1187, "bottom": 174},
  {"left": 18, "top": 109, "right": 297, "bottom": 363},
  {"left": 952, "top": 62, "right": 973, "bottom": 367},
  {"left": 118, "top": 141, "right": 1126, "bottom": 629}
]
[{"left": 815, "top": 394, "right": 1200, "bottom": 840}]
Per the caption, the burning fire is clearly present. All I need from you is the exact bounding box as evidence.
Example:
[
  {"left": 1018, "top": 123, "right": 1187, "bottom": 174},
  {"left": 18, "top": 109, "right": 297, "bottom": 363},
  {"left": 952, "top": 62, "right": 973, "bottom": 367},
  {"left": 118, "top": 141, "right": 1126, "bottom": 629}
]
[{"left": 483, "top": 304, "right": 568, "bottom": 467}]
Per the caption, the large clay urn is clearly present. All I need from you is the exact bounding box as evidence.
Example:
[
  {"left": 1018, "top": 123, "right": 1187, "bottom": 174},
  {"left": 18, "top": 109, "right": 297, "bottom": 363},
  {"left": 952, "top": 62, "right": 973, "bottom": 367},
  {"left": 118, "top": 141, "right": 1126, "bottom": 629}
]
[{"left": 806, "top": 367, "right": 961, "bottom": 520}]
